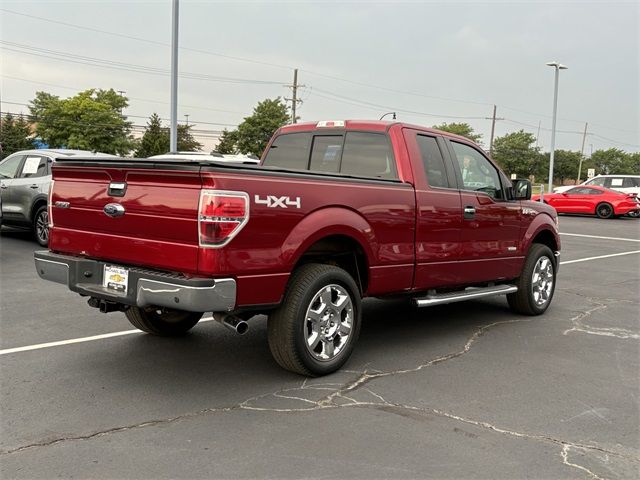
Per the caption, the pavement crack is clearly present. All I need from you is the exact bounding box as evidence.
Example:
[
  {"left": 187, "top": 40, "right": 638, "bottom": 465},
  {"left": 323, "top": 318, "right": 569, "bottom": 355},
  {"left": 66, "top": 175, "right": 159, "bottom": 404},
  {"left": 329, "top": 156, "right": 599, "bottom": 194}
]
[{"left": 562, "top": 292, "right": 639, "bottom": 340}]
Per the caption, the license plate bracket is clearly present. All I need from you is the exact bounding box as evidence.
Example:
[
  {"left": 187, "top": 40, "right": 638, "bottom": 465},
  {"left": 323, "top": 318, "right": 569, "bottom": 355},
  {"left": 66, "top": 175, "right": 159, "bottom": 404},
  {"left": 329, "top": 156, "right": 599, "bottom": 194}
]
[{"left": 103, "top": 265, "right": 129, "bottom": 294}]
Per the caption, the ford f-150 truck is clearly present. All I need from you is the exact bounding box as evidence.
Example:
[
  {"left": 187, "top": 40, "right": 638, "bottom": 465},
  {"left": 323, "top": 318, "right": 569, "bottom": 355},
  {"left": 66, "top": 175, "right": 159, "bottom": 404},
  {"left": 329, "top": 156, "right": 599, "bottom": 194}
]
[{"left": 34, "top": 120, "right": 560, "bottom": 376}]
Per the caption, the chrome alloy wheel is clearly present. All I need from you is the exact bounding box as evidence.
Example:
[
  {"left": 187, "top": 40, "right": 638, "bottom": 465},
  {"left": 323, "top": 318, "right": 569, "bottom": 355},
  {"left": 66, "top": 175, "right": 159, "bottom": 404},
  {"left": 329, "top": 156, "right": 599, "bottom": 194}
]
[
  {"left": 36, "top": 210, "right": 49, "bottom": 244},
  {"left": 531, "top": 256, "right": 554, "bottom": 307},
  {"left": 304, "top": 284, "right": 353, "bottom": 361}
]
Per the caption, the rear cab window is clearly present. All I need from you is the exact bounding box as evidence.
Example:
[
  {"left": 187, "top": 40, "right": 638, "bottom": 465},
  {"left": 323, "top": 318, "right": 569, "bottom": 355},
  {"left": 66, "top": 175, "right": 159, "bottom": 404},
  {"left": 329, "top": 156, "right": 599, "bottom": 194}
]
[{"left": 263, "top": 130, "right": 397, "bottom": 180}]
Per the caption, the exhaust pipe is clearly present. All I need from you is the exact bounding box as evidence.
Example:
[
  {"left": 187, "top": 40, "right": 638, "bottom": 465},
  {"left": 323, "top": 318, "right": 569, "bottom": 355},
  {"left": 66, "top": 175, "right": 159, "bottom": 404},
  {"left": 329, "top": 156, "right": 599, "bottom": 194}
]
[{"left": 213, "top": 313, "right": 249, "bottom": 335}]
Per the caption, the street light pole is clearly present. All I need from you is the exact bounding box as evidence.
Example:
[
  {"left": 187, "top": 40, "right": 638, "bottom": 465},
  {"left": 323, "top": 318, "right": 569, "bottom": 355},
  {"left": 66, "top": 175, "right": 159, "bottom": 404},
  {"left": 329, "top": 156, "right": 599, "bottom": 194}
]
[
  {"left": 546, "top": 61, "right": 567, "bottom": 193},
  {"left": 170, "top": 0, "right": 179, "bottom": 153}
]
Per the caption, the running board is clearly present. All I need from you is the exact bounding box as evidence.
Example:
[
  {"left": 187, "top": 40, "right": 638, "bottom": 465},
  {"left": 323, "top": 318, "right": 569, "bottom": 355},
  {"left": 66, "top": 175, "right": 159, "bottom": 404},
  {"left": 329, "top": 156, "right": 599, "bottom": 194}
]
[{"left": 413, "top": 285, "right": 518, "bottom": 307}]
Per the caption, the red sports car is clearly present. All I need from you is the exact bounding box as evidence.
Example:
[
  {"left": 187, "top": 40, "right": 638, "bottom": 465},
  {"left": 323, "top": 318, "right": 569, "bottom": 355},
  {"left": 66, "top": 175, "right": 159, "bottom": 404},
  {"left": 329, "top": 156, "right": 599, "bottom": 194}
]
[{"left": 532, "top": 185, "right": 640, "bottom": 219}]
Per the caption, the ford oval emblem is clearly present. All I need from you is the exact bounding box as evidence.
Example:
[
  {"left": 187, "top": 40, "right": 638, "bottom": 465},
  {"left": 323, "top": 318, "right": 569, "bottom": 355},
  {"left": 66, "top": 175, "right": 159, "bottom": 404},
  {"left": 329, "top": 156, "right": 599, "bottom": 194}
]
[{"left": 103, "top": 203, "right": 125, "bottom": 218}]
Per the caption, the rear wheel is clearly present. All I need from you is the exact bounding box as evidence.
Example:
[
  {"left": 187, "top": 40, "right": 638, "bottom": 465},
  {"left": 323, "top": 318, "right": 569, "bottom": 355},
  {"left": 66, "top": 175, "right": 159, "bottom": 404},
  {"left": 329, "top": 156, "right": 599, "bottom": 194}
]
[
  {"left": 125, "top": 306, "right": 203, "bottom": 336},
  {"left": 268, "top": 263, "right": 361, "bottom": 376},
  {"left": 508, "top": 244, "right": 556, "bottom": 315},
  {"left": 33, "top": 205, "right": 49, "bottom": 247},
  {"left": 595, "top": 202, "right": 614, "bottom": 219}
]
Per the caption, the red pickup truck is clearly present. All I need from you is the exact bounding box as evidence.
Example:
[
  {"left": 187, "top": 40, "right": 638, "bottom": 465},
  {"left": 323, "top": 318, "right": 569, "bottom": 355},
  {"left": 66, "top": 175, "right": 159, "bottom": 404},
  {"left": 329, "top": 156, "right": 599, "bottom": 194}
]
[{"left": 35, "top": 120, "right": 560, "bottom": 376}]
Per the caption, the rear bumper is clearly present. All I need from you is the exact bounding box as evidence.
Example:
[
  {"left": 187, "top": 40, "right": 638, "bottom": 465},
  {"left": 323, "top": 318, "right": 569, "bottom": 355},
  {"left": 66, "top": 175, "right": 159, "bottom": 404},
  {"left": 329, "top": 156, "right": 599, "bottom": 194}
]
[{"left": 34, "top": 250, "right": 236, "bottom": 313}]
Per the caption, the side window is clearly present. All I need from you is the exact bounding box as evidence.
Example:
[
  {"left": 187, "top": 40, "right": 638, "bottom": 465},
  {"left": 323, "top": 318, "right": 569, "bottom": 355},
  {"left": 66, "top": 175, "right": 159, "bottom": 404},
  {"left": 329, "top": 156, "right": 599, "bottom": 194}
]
[
  {"left": 587, "top": 177, "right": 605, "bottom": 186},
  {"left": 622, "top": 177, "right": 637, "bottom": 188},
  {"left": 451, "top": 141, "right": 502, "bottom": 199},
  {"left": 340, "top": 132, "right": 397, "bottom": 180},
  {"left": 567, "top": 187, "right": 590, "bottom": 195},
  {"left": 583, "top": 188, "right": 603, "bottom": 195},
  {"left": 309, "top": 135, "right": 343, "bottom": 173},
  {"left": 262, "top": 133, "right": 311, "bottom": 170},
  {"left": 0, "top": 155, "right": 24, "bottom": 179},
  {"left": 416, "top": 135, "right": 450, "bottom": 188},
  {"left": 609, "top": 177, "right": 625, "bottom": 188},
  {"left": 19, "top": 156, "right": 49, "bottom": 178}
]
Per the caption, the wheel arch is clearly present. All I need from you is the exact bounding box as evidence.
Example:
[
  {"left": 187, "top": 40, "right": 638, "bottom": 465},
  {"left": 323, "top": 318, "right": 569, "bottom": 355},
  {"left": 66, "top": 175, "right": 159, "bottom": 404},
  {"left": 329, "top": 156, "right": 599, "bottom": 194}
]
[{"left": 29, "top": 195, "right": 48, "bottom": 223}]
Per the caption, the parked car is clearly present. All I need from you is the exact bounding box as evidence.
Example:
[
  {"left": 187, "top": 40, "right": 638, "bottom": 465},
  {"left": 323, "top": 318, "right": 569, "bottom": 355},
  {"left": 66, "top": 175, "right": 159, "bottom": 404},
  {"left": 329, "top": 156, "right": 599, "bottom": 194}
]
[
  {"left": 0, "top": 149, "right": 117, "bottom": 246},
  {"left": 534, "top": 185, "right": 640, "bottom": 218},
  {"left": 554, "top": 175, "right": 640, "bottom": 195},
  {"left": 149, "top": 152, "right": 260, "bottom": 164},
  {"left": 35, "top": 120, "right": 560, "bottom": 376}
]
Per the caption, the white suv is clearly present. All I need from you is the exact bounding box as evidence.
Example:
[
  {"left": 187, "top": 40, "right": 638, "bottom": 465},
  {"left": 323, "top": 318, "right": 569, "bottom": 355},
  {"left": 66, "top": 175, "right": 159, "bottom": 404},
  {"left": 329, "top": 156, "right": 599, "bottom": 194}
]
[{"left": 554, "top": 175, "right": 640, "bottom": 195}]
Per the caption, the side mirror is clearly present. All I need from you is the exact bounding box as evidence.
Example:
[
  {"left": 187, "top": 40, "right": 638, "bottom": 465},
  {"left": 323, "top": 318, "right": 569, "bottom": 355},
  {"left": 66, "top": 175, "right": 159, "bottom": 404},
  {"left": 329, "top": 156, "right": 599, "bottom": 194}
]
[
  {"left": 513, "top": 179, "right": 531, "bottom": 200},
  {"left": 561, "top": 192, "right": 568, "bottom": 196}
]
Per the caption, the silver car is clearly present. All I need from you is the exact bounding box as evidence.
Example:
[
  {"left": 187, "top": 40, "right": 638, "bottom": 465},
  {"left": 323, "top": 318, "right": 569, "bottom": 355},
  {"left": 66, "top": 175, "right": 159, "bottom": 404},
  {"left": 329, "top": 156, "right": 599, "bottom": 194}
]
[{"left": 0, "top": 149, "right": 116, "bottom": 246}]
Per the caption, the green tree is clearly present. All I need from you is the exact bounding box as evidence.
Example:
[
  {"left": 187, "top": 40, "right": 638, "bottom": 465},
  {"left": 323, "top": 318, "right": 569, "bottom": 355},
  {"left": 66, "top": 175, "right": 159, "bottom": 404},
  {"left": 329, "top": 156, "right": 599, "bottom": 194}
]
[
  {"left": 134, "top": 114, "right": 166, "bottom": 157},
  {"left": 543, "top": 149, "right": 582, "bottom": 185},
  {"left": 586, "top": 148, "right": 638, "bottom": 175},
  {"left": 215, "top": 129, "right": 239, "bottom": 154},
  {"left": 235, "top": 98, "right": 290, "bottom": 157},
  {"left": 134, "top": 114, "right": 202, "bottom": 157},
  {"left": 433, "top": 122, "right": 482, "bottom": 143},
  {"left": 0, "top": 113, "right": 34, "bottom": 159},
  {"left": 492, "top": 130, "right": 542, "bottom": 179},
  {"left": 29, "top": 89, "right": 134, "bottom": 155}
]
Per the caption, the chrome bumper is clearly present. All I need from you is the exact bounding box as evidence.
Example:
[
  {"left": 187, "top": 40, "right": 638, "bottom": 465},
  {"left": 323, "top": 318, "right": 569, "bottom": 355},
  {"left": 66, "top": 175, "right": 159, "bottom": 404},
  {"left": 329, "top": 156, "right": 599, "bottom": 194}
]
[{"left": 34, "top": 251, "right": 236, "bottom": 313}]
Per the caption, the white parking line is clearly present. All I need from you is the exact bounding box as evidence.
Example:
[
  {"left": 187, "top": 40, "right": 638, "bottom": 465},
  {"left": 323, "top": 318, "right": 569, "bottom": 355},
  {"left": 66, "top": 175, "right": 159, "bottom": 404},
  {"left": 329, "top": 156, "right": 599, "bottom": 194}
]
[
  {"left": 560, "top": 232, "right": 640, "bottom": 243},
  {"left": 0, "top": 316, "right": 214, "bottom": 356},
  {"left": 2, "top": 247, "right": 640, "bottom": 357},
  {"left": 560, "top": 250, "right": 640, "bottom": 265}
]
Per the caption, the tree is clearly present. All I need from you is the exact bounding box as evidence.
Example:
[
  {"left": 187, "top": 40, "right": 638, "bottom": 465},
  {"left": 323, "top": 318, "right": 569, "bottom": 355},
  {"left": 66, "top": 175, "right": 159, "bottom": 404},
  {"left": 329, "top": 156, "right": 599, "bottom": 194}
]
[
  {"left": 233, "top": 98, "right": 290, "bottom": 157},
  {"left": 0, "top": 113, "right": 34, "bottom": 159},
  {"left": 586, "top": 148, "right": 638, "bottom": 175},
  {"left": 433, "top": 122, "right": 482, "bottom": 143},
  {"left": 134, "top": 113, "right": 202, "bottom": 157},
  {"left": 215, "top": 129, "right": 239, "bottom": 154},
  {"left": 134, "top": 114, "right": 166, "bottom": 157},
  {"left": 492, "top": 130, "right": 543, "bottom": 179},
  {"left": 29, "top": 89, "right": 134, "bottom": 155},
  {"left": 542, "top": 149, "right": 582, "bottom": 185}
]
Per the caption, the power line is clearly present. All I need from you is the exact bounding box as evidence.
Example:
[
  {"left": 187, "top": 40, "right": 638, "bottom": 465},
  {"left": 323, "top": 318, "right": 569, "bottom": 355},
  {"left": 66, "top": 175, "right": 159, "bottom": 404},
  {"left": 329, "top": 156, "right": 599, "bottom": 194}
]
[
  {"left": 0, "top": 41, "right": 285, "bottom": 86},
  {"left": 0, "top": 8, "right": 294, "bottom": 71}
]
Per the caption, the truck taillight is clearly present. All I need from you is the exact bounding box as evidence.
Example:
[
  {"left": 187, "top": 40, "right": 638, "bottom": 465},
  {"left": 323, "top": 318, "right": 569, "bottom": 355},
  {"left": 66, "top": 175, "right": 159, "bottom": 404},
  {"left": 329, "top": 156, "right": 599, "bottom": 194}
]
[
  {"left": 198, "top": 190, "right": 249, "bottom": 247},
  {"left": 48, "top": 179, "right": 55, "bottom": 228}
]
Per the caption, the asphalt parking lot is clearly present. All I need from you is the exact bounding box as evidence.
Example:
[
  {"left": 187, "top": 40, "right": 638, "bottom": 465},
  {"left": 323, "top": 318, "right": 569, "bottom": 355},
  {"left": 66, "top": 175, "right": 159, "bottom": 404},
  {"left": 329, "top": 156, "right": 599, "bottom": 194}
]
[{"left": 1, "top": 215, "right": 639, "bottom": 479}]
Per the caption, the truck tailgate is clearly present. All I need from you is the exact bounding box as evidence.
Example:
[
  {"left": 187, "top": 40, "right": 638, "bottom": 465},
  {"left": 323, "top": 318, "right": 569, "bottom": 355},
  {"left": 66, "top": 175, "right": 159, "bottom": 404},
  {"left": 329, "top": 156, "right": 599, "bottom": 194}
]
[{"left": 49, "top": 161, "right": 202, "bottom": 275}]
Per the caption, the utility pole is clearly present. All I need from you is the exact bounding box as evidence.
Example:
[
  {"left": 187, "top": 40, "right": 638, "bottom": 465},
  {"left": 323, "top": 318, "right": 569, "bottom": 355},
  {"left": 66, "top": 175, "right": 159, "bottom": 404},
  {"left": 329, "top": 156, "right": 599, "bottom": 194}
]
[
  {"left": 117, "top": 90, "right": 126, "bottom": 117},
  {"left": 286, "top": 69, "right": 304, "bottom": 124},
  {"left": 170, "top": 0, "right": 179, "bottom": 152},
  {"left": 535, "top": 120, "right": 542, "bottom": 148},
  {"left": 184, "top": 114, "right": 189, "bottom": 126},
  {"left": 577, "top": 122, "right": 588, "bottom": 184},
  {"left": 485, "top": 105, "right": 503, "bottom": 157}
]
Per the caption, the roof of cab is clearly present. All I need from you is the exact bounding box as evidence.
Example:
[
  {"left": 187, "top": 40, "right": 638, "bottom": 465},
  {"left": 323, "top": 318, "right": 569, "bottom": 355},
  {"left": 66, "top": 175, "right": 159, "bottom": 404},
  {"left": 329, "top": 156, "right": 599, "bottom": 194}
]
[{"left": 278, "top": 120, "right": 476, "bottom": 144}]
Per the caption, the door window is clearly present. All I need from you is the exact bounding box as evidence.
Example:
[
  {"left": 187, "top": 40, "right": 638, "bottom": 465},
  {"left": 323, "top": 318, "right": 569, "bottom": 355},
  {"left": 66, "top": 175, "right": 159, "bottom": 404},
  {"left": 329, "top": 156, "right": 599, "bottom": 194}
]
[
  {"left": 340, "top": 132, "right": 397, "bottom": 179},
  {"left": 451, "top": 142, "right": 503, "bottom": 199},
  {"left": 19, "top": 156, "right": 49, "bottom": 178},
  {"left": 0, "top": 155, "right": 24, "bottom": 179},
  {"left": 262, "top": 133, "right": 311, "bottom": 170},
  {"left": 587, "top": 177, "right": 605, "bottom": 186},
  {"left": 416, "top": 135, "right": 451, "bottom": 188}
]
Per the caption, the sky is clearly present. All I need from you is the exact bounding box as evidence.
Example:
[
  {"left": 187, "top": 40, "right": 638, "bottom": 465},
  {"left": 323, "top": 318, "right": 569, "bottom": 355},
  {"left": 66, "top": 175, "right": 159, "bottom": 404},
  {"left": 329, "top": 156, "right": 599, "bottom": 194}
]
[{"left": 0, "top": 0, "right": 638, "bottom": 153}]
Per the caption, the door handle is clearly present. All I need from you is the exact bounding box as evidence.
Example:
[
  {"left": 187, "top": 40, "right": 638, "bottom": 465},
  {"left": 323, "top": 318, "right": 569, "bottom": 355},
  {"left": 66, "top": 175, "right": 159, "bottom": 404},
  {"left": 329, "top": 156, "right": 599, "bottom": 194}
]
[
  {"left": 463, "top": 206, "right": 476, "bottom": 219},
  {"left": 30, "top": 184, "right": 39, "bottom": 189}
]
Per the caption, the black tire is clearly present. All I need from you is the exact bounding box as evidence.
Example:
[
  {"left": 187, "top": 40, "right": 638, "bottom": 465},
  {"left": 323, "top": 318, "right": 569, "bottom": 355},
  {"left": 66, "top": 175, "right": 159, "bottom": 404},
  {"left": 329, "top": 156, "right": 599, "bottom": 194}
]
[
  {"left": 125, "top": 306, "right": 203, "bottom": 336},
  {"left": 507, "top": 244, "right": 556, "bottom": 316},
  {"left": 268, "top": 263, "right": 362, "bottom": 376},
  {"left": 33, "top": 205, "right": 49, "bottom": 247},
  {"left": 595, "top": 202, "right": 614, "bottom": 219}
]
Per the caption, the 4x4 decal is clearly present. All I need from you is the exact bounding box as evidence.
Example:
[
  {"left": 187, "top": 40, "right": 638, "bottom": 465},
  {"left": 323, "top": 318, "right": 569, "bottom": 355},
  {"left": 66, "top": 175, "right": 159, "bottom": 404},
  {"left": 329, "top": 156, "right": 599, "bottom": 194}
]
[{"left": 254, "top": 195, "right": 301, "bottom": 209}]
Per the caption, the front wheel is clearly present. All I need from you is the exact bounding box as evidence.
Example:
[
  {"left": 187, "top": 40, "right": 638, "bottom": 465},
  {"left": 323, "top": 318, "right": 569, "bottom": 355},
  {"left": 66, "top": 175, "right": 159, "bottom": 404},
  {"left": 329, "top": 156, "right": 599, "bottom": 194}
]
[
  {"left": 507, "top": 244, "right": 557, "bottom": 315},
  {"left": 125, "top": 307, "right": 203, "bottom": 336},
  {"left": 268, "top": 263, "right": 362, "bottom": 376}
]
